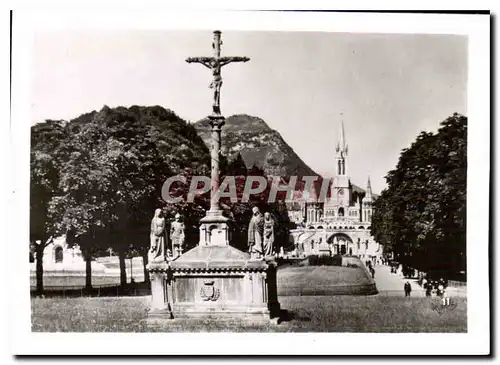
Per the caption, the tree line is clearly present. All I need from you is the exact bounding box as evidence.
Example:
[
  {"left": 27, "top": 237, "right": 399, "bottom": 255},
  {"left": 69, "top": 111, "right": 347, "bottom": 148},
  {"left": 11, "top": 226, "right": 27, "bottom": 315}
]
[
  {"left": 30, "top": 105, "right": 293, "bottom": 294},
  {"left": 371, "top": 113, "right": 467, "bottom": 280}
]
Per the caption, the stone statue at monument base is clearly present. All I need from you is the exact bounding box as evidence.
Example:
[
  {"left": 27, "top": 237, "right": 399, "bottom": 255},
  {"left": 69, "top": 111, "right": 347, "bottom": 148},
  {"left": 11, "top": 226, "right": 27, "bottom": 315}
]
[
  {"left": 149, "top": 208, "right": 166, "bottom": 264},
  {"left": 263, "top": 212, "right": 276, "bottom": 257},
  {"left": 146, "top": 210, "right": 170, "bottom": 317},
  {"left": 170, "top": 213, "right": 185, "bottom": 259},
  {"left": 248, "top": 207, "right": 264, "bottom": 259}
]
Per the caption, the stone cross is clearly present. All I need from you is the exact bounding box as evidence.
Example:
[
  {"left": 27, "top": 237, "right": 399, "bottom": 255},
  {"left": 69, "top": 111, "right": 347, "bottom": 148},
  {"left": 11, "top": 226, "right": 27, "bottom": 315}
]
[{"left": 186, "top": 30, "right": 249, "bottom": 116}]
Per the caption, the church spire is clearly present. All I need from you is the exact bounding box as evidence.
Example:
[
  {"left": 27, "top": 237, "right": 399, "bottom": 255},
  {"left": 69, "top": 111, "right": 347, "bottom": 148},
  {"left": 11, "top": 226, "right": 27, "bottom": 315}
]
[
  {"left": 334, "top": 119, "right": 348, "bottom": 177},
  {"left": 362, "top": 176, "right": 374, "bottom": 222},
  {"left": 336, "top": 120, "right": 348, "bottom": 155},
  {"left": 339, "top": 120, "right": 346, "bottom": 152},
  {"left": 365, "top": 176, "right": 373, "bottom": 201}
]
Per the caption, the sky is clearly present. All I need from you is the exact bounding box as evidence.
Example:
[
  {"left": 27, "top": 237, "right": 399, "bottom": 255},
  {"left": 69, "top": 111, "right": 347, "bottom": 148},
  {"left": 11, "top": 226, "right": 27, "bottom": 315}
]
[{"left": 31, "top": 30, "right": 468, "bottom": 194}]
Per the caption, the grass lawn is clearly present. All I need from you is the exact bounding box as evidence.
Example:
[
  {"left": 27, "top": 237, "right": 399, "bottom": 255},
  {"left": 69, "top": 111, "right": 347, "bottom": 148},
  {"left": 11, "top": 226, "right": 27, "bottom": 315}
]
[
  {"left": 277, "top": 265, "right": 376, "bottom": 295},
  {"left": 31, "top": 295, "right": 466, "bottom": 332},
  {"left": 30, "top": 273, "right": 146, "bottom": 291},
  {"left": 30, "top": 275, "right": 121, "bottom": 289}
]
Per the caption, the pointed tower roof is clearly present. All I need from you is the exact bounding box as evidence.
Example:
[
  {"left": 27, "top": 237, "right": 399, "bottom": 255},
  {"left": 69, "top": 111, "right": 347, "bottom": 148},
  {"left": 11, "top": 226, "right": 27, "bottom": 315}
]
[
  {"left": 365, "top": 176, "right": 373, "bottom": 200},
  {"left": 339, "top": 120, "right": 346, "bottom": 150},
  {"left": 336, "top": 120, "right": 348, "bottom": 154}
]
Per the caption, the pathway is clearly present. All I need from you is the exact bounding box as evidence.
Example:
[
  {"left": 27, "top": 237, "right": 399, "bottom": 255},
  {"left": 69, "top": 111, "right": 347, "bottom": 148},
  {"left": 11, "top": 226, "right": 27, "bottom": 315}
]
[
  {"left": 371, "top": 264, "right": 467, "bottom": 298},
  {"left": 371, "top": 263, "right": 425, "bottom": 297}
]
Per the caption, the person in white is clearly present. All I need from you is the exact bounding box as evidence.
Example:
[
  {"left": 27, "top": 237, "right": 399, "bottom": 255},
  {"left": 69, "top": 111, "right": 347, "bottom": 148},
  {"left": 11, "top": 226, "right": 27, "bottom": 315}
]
[{"left": 442, "top": 289, "right": 450, "bottom": 306}]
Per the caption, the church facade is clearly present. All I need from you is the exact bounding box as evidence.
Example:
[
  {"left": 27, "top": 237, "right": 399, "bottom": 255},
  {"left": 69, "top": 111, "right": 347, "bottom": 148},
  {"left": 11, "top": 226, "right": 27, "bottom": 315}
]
[{"left": 288, "top": 122, "right": 382, "bottom": 261}]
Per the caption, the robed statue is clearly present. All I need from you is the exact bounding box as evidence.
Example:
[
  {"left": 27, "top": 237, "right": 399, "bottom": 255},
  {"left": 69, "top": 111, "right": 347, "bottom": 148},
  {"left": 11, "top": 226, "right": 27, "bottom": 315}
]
[
  {"left": 170, "top": 213, "right": 185, "bottom": 258},
  {"left": 263, "top": 212, "right": 276, "bottom": 257},
  {"left": 248, "top": 206, "right": 264, "bottom": 258},
  {"left": 149, "top": 208, "right": 166, "bottom": 263}
]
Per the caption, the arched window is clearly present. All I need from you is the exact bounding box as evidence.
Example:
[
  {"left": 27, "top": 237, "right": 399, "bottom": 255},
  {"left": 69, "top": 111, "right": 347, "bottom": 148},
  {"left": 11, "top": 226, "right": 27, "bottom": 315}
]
[
  {"left": 342, "top": 160, "right": 345, "bottom": 175},
  {"left": 338, "top": 160, "right": 342, "bottom": 175},
  {"left": 338, "top": 207, "right": 344, "bottom": 217},
  {"left": 55, "top": 246, "right": 63, "bottom": 263}
]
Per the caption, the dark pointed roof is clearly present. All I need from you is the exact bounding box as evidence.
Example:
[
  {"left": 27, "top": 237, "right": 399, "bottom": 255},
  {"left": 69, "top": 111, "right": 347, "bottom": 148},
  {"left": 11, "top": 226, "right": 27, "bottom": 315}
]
[{"left": 366, "top": 176, "right": 373, "bottom": 197}]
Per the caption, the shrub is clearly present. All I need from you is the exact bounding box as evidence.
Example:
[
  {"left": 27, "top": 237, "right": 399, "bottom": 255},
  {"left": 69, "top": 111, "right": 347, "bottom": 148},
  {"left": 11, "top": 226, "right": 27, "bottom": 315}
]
[
  {"left": 307, "top": 255, "right": 340, "bottom": 266},
  {"left": 332, "top": 254, "right": 343, "bottom": 266}
]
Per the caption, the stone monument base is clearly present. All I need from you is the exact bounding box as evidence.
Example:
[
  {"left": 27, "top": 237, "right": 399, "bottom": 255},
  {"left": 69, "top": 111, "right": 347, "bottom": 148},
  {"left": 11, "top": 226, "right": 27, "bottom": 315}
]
[{"left": 147, "top": 245, "right": 280, "bottom": 325}]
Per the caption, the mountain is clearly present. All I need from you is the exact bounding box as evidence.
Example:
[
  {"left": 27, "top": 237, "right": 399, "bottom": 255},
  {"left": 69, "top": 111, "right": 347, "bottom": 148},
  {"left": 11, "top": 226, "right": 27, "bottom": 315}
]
[{"left": 194, "top": 114, "right": 320, "bottom": 180}]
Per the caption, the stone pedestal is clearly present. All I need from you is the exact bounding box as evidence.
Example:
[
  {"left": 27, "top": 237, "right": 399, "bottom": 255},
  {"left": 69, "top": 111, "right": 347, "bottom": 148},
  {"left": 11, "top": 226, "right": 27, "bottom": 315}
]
[
  {"left": 146, "top": 261, "right": 173, "bottom": 320},
  {"left": 198, "top": 211, "right": 230, "bottom": 246},
  {"left": 147, "top": 245, "right": 280, "bottom": 324}
]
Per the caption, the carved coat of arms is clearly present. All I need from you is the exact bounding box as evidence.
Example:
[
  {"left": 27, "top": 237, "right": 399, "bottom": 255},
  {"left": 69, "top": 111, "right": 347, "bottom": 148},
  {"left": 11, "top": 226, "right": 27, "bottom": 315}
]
[{"left": 200, "top": 280, "right": 220, "bottom": 301}]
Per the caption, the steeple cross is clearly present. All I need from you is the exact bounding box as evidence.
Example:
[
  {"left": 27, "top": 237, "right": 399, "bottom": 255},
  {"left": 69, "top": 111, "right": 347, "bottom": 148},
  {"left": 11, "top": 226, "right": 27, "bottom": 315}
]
[{"left": 186, "top": 30, "right": 250, "bottom": 116}]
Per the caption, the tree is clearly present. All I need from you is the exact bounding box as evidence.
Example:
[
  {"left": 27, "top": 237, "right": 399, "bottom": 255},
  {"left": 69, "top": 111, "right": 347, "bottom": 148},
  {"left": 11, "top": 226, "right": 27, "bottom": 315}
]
[
  {"left": 227, "top": 152, "right": 247, "bottom": 176},
  {"left": 30, "top": 120, "right": 69, "bottom": 294},
  {"left": 47, "top": 119, "right": 119, "bottom": 289},
  {"left": 371, "top": 114, "right": 467, "bottom": 279}
]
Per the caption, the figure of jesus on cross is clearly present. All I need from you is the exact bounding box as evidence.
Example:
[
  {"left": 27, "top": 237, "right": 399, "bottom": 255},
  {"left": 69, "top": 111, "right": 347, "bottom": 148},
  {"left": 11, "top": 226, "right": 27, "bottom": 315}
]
[{"left": 186, "top": 30, "right": 250, "bottom": 116}]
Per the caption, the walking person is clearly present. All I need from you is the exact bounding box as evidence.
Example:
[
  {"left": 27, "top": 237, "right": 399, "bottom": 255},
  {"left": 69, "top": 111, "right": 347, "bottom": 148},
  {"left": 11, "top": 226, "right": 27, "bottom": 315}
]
[
  {"left": 425, "top": 281, "right": 432, "bottom": 297},
  {"left": 404, "top": 281, "right": 412, "bottom": 297}
]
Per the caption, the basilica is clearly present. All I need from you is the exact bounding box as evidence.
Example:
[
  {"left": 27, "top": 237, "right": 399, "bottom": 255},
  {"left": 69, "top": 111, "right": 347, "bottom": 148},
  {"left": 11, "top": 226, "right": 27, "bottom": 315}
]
[{"left": 288, "top": 122, "right": 383, "bottom": 261}]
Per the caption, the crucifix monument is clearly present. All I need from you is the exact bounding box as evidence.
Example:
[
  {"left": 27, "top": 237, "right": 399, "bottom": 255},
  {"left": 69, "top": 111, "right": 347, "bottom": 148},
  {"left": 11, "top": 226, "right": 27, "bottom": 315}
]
[{"left": 147, "top": 31, "right": 279, "bottom": 324}]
